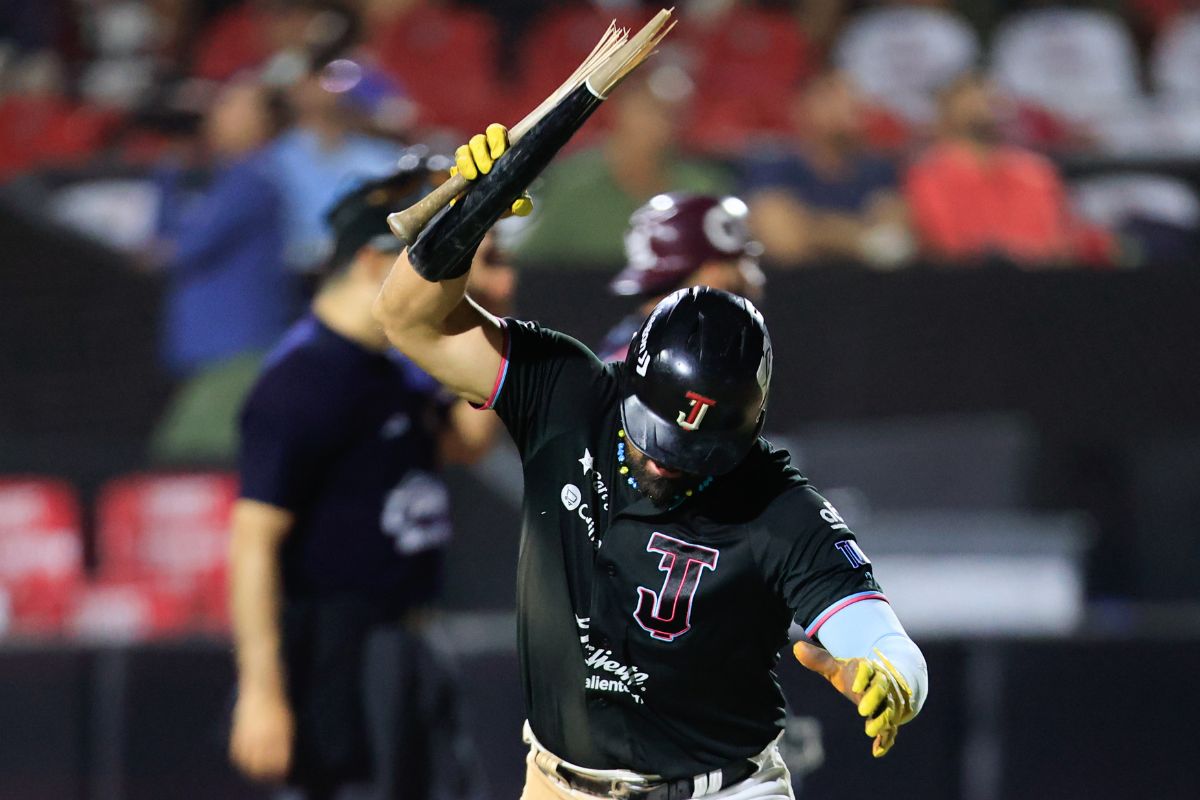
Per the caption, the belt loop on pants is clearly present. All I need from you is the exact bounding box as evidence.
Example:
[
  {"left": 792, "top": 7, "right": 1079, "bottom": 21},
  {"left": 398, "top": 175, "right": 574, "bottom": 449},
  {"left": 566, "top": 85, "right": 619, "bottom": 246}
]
[
  {"left": 533, "top": 748, "right": 563, "bottom": 779},
  {"left": 522, "top": 721, "right": 758, "bottom": 799}
]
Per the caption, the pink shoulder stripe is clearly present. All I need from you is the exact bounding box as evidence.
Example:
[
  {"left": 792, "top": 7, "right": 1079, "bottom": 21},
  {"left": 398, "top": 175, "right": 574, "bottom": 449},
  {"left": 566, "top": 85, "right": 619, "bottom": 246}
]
[
  {"left": 476, "top": 319, "right": 511, "bottom": 411},
  {"left": 804, "top": 591, "right": 889, "bottom": 638}
]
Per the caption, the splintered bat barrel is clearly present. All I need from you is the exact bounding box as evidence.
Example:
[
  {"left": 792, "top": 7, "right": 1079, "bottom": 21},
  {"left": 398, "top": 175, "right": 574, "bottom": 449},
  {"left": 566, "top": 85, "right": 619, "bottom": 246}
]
[
  {"left": 388, "top": 9, "right": 673, "bottom": 250},
  {"left": 406, "top": 82, "right": 604, "bottom": 280},
  {"left": 386, "top": 22, "right": 632, "bottom": 246}
]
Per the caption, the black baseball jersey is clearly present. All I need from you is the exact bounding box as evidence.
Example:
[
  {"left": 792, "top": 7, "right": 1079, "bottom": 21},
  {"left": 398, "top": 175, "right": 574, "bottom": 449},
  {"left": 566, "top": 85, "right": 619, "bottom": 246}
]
[
  {"left": 481, "top": 320, "right": 884, "bottom": 779},
  {"left": 239, "top": 315, "right": 453, "bottom": 616}
]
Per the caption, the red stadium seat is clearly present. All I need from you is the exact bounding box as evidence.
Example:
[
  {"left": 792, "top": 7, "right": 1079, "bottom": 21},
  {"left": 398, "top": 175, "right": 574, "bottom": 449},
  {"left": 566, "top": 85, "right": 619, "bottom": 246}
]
[
  {"left": 514, "top": 5, "right": 653, "bottom": 119},
  {"left": 685, "top": 93, "right": 784, "bottom": 156},
  {"left": 0, "top": 95, "right": 120, "bottom": 179},
  {"left": 0, "top": 478, "right": 85, "bottom": 636},
  {"left": 367, "top": 5, "right": 505, "bottom": 133},
  {"left": 94, "top": 472, "right": 238, "bottom": 632},
  {"left": 192, "top": 2, "right": 271, "bottom": 82},
  {"left": 655, "top": 8, "right": 815, "bottom": 155},
  {"left": 684, "top": 8, "right": 813, "bottom": 102},
  {"left": 67, "top": 580, "right": 193, "bottom": 641}
]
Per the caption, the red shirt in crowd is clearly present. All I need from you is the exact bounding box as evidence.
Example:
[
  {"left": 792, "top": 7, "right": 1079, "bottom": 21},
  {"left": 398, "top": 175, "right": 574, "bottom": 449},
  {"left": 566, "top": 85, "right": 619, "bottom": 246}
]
[{"left": 905, "top": 141, "right": 1113, "bottom": 266}]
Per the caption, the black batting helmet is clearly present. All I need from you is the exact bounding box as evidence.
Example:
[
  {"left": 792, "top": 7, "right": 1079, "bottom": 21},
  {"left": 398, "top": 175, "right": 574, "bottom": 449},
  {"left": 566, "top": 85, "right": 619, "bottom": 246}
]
[
  {"left": 611, "top": 193, "right": 761, "bottom": 298},
  {"left": 621, "top": 287, "right": 773, "bottom": 476}
]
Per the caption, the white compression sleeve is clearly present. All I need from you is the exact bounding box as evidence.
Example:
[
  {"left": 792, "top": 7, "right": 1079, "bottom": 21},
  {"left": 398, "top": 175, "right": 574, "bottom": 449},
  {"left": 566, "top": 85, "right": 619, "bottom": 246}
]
[{"left": 813, "top": 599, "right": 929, "bottom": 716}]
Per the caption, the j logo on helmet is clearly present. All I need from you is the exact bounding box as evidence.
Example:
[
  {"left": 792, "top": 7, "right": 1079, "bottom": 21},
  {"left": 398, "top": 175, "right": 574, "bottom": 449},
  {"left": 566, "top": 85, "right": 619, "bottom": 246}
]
[{"left": 677, "top": 391, "right": 717, "bottom": 431}]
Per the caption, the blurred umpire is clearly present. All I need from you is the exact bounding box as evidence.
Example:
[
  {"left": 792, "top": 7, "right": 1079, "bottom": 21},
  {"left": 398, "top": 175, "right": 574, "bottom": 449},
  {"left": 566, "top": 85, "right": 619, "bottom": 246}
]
[
  {"left": 598, "top": 193, "right": 764, "bottom": 362},
  {"left": 228, "top": 155, "right": 505, "bottom": 800}
]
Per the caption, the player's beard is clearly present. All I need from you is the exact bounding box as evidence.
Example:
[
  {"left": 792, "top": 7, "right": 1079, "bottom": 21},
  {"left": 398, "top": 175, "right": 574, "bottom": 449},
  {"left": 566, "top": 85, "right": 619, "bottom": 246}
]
[{"left": 624, "top": 441, "right": 704, "bottom": 507}]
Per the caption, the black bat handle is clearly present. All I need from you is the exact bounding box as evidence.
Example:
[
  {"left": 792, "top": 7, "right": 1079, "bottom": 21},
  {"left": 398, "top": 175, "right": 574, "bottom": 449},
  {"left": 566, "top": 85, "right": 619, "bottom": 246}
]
[{"left": 408, "top": 83, "right": 604, "bottom": 281}]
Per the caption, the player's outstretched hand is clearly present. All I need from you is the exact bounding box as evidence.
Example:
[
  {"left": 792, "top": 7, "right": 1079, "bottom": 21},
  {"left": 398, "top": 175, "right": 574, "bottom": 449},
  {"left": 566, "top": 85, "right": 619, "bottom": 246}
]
[
  {"left": 793, "top": 640, "right": 915, "bottom": 758},
  {"left": 452, "top": 123, "right": 533, "bottom": 217},
  {"left": 229, "top": 689, "right": 295, "bottom": 782}
]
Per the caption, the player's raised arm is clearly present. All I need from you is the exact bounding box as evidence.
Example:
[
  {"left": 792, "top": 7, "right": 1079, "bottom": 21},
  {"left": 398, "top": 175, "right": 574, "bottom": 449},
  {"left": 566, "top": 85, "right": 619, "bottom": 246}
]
[
  {"left": 373, "top": 125, "right": 529, "bottom": 405},
  {"left": 374, "top": 253, "right": 500, "bottom": 405}
]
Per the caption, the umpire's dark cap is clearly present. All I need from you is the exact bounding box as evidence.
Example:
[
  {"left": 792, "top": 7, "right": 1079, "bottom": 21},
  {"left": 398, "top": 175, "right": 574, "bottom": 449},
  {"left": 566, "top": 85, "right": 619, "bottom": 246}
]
[{"left": 322, "top": 149, "right": 452, "bottom": 274}]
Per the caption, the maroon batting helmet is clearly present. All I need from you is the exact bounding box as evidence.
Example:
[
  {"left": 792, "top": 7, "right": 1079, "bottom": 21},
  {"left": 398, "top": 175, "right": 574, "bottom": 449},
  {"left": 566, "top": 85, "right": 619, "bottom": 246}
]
[{"left": 610, "top": 193, "right": 761, "bottom": 298}]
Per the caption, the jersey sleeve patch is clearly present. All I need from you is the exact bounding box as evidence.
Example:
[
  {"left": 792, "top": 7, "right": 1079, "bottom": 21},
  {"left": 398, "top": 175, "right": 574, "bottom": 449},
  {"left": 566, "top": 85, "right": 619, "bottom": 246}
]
[
  {"left": 834, "top": 538, "right": 870, "bottom": 568},
  {"left": 473, "top": 319, "right": 511, "bottom": 411},
  {"left": 804, "top": 591, "right": 889, "bottom": 638}
]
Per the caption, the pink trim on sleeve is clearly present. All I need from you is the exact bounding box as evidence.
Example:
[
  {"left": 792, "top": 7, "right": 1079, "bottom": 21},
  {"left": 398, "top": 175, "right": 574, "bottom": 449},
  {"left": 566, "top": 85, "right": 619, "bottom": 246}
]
[
  {"left": 475, "top": 319, "right": 511, "bottom": 410},
  {"left": 804, "top": 591, "right": 889, "bottom": 639}
]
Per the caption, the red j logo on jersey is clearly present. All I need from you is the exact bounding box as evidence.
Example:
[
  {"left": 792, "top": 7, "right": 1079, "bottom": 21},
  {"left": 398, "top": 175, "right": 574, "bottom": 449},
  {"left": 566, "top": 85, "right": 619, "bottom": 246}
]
[
  {"left": 676, "top": 391, "right": 717, "bottom": 431},
  {"left": 633, "top": 532, "right": 720, "bottom": 641}
]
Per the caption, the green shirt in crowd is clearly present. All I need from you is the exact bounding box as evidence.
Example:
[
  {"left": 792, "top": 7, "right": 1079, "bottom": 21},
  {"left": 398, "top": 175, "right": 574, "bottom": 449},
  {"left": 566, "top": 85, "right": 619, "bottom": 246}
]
[{"left": 512, "top": 148, "right": 732, "bottom": 269}]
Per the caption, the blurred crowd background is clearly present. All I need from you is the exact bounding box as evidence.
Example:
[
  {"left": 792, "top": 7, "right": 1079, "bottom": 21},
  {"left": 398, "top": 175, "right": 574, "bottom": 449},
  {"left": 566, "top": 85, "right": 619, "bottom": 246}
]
[
  {"left": 5, "top": 0, "right": 1200, "bottom": 274},
  {"left": 1, "top": 1, "right": 1199, "bottom": 798}
]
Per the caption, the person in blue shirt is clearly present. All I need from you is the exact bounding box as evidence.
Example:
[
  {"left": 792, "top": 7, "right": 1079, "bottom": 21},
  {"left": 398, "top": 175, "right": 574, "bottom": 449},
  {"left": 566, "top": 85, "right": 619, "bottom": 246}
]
[
  {"left": 269, "top": 64, "right": 407, "bottom": 273},
  {"left": 149, "top": 78, "right": 298, "bottom": 464},
  {"left": 740, "top": 70, "right": 914, "bottom": 269},
  {"left": 227, "top": 161, "right": 506, "bottom": 799}
]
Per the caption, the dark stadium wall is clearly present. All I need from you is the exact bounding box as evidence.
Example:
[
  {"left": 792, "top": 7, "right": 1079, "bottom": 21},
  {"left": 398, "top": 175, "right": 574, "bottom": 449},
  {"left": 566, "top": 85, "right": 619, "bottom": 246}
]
[
  {"left": 1, "top": 639, "right": 1195, "bottom": 799},
  {"left": 4, "top": 214, "right": 1200, "bottom": 603}
]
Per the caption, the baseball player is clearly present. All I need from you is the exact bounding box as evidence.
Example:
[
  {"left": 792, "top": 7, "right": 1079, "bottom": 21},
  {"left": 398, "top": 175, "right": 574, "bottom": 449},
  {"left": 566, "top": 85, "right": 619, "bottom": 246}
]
[
  {"left": 599, "top": 192, "right": 765, "bottom": 362},
  {"left": 228, "top": 158, "right": 503, "bottom": 799},
  {"left": 373, "top": 126, "right": 928, "bottom": 798}
]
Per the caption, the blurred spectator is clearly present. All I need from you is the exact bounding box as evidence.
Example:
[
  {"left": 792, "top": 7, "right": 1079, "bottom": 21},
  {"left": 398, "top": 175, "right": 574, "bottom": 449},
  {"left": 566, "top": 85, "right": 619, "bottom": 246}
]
[
  {"left": 150, "top": 77, "right": 296, "bottom": 464},
  {"left": 834, "top": 0, "right": 980, "bottom": 126},
  {"left": 741, "top": 70, "right": 913, "bottom": 268},
  {"left": 269, "top": 62, "right": 407, "bottom": 272},
  {"left": 512, "top": 67, "right": 731, "bottom": 268},
  {"left": 904, "top": 74, "right": 1115, "bottom": 267}
]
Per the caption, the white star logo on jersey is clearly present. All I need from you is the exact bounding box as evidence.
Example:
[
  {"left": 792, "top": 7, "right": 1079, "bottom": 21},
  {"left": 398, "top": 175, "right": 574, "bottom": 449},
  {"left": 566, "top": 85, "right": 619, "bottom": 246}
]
[{"left": 579, "top": 449, "right": 594, "bottom": 475}]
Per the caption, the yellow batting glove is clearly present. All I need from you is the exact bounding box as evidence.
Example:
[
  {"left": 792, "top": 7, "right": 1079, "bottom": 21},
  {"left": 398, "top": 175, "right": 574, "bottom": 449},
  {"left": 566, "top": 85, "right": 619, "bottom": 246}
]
[
  {"left": 510, "top": 192, "right": 533, "bottom": 217},
  {"left": 454, "top": 123, "right": 506, "bottom": 179},
  {"left": 793, "top": 641, "right": 915, "bottom": 758},
  {"left": 451, "top": 123, "right": 533, "bottom": 217}
]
